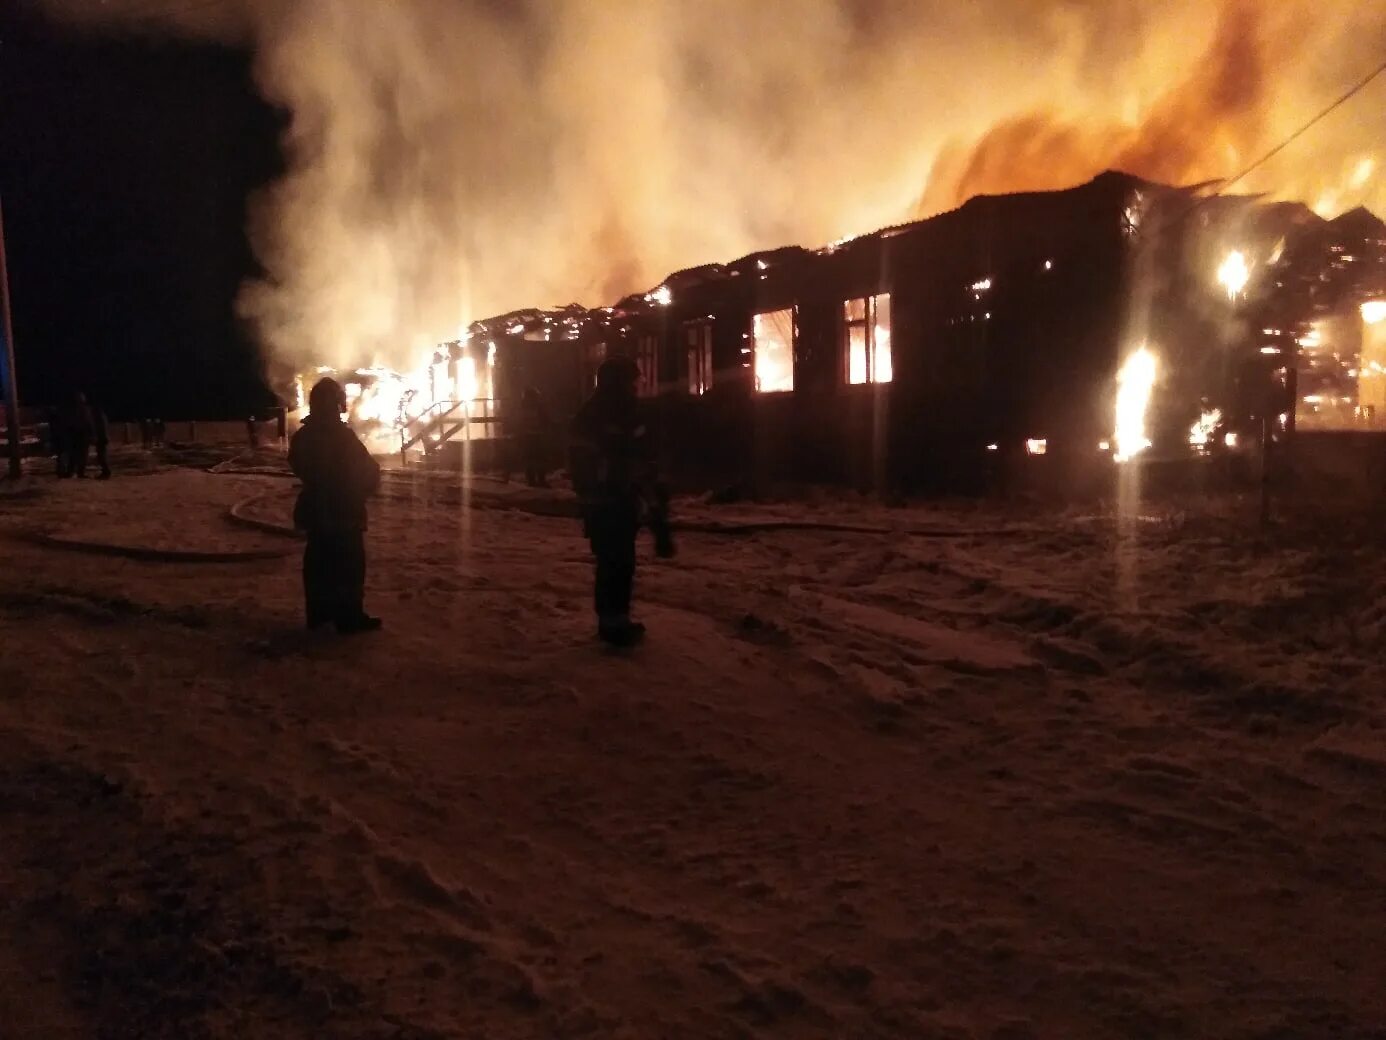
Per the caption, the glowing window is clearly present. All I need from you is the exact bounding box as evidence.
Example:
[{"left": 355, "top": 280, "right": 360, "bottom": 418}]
[
  {"left": 685, "top": 322, "right": 712, "bottom": 395},
  {"left": 843, "top": 293, "right": 892, "bottom": 384},
  {"left": 752, "top": 309, "right": 795, "bottom": 393}
]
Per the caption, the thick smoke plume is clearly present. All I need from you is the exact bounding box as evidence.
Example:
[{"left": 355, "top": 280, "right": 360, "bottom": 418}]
[{"left": 36, "top": 0, "right": 1386, "bottom": 376}]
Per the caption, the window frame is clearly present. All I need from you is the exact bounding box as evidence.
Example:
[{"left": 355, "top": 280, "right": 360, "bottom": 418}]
[
  {"left": 636, "top": 333, "right": 659, "bottom": 397},
  {"left": 751, "top": 307, "right": 796, "bottom": 394},
  {"left": 842, "top": 292, "right": 893, "bottom": 386},
  {"left": 685, "top": 321, "right": 713, "bottom": 396}
]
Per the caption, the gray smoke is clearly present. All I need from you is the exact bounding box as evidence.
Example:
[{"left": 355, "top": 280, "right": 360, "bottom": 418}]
[{"left": 36, "top": 0, "right": 1386, "bottom": 375}]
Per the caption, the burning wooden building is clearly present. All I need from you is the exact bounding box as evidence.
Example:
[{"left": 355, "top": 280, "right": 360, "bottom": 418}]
[{"left": 309, "top": 170, "right": 1386, "bottom": 493}]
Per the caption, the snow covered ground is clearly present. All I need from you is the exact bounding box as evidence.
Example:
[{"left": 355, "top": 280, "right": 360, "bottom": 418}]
[{"left": 1, "top": 449, "right": 1384, "bottom": 1039}]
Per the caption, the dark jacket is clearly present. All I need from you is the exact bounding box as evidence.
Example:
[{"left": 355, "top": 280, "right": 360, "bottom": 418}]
[
  {"left": 62, "top": 401, "right": 94, "bottom": 442},
  {"left": 569, "top": 390, "right": 654, "bottom": 505},
  {"left": 289, "top": 413, "right": 381, "bottom": 534},
  {"left": 91, "top": 408, "right": 110, "bottom": 445}
]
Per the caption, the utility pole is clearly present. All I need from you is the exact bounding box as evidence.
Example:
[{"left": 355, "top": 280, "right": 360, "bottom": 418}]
[{"left": 0, "top": 192, "right": 22, "bottom": 480}]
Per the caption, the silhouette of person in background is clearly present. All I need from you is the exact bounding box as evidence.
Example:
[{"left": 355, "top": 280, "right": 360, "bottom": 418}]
[
  {"left": 570, "top": 356, "right": 674, "bottom": 647},
  {"left": 63, "top": 392, "right": 94, "bottom": 478},
  {"left": 90, "top": 398, "right": 112, "bottom": 479},
  {"left": 289, "top": 377, "right": 382, "bottom": 634},
  {"left": 519, "top": 386, "right": 549, "bottom": 487}
]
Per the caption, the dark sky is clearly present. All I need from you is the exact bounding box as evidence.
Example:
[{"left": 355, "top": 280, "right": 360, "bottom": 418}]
[{"left": 0, "top": 4, "right": 283, "bottom": 419}]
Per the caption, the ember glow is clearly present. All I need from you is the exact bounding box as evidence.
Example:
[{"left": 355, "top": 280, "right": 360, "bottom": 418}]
[
  {"left": 1114, "top": 347, "right": 1158, "bottom": 463},
  {"left": 295, "top": 339, "right": 498, "bottom": 453},
  {"left": 1217, "top": 250, "right": 1251, "bottom": 301},
  {"left": 1189, "top": 407, "right": 1223, "bottom": 448}
]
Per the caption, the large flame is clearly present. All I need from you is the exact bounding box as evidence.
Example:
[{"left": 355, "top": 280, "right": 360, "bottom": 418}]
[
  {"left": 1189, "top": 407, "right": 1223, "bottom": 449},
  {"left": 1217, "top": 251, "right": 1251, "bottom": 300},
  {"left": 34, "top": 0, "right": 1385, "bottom": 381},
  {"left": 1114, "top": 347, "right": 1159, "bottom": 463}
]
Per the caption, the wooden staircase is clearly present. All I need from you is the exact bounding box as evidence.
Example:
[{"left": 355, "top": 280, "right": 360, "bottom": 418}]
[{"left": 398, "top": 399, "right": 500, "bottom": 461}]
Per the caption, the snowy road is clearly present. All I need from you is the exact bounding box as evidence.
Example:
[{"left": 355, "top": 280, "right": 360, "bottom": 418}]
[{"left": 2, "top": 465, "right": 1383, "bottom": 1038}]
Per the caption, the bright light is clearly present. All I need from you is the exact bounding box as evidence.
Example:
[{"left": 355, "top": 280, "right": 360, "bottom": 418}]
[
  {"left": 646, "top": 285, "right": 673, "bottom": 307},
  {"left": 1189, "top": 407, "right": 1222, "bottom": 448},
  {"left": 1098, "top": 440, "right": 1111, "bottom": 451},
  {"left": 1363, "top": 301, "right": 1386, "bottom": 325},
  {"left": 985, "top": 443, "right": 999, "bottom": 452},
  {"left": 1224, "top": 432, "right": 1239, "bottom": 448},
  {"left": 1260, "top": 347, "right": 1281, "bottom": 355},
  {"left": 1351, "top": 155, "right": 1376, "bottom": 188},
  {"left": 752, "top": 309, "right": 794, "bottom": 393},
  {"left": 873, "top": 323, "right": 893, "bottom": 383},
  {"left": 970, "top": 277, "right": 992, "bottom": 293},
  {"left": 1025, "top": 438, "right": 1047, "bottom": 456},
  {"left": 457, "top": 356, "right": 479, "bottom": 401},
  {"left": 300, "top": 328, "right": 510, "bottom": 456},
  {"left": 1217, "top": 250, "right": 1250, "bottom": 300},
  {"left": 1114, "top": 346, "right": 1158, "bottom": 463},
  {"left": 1043, "top": 260, "right": 1053, "bottom": 271}
]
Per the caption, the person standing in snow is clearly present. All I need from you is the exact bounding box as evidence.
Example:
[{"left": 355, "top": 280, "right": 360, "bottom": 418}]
[
  {"left": 90, "top": 399, "right": 112, "bottom": 479},
  {"left": 569, "top": 356, "right": 674, "bottom": 646},
  {"left": 288, "top": 377, "right": 383, "bottom": 634},
  {"left": 62, "top": 391, "right": 94, "bottom": 478},
  {"left": 518, "top": 386, "right": 550, "bottom": 487}
]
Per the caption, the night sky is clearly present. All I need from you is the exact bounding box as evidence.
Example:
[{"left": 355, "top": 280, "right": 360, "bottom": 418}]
[{"left": 0, "top": 4, "right": 283, "bottom": 419}]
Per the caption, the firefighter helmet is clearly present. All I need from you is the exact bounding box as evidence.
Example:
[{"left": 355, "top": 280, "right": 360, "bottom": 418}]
[{"left": 309, "top": 377, "right": 348, "bottom": 416}]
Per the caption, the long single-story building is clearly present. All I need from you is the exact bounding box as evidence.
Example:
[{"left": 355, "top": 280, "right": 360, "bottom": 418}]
[{"left": 325, "top": 171, "right": 1386, "bottom": 493}]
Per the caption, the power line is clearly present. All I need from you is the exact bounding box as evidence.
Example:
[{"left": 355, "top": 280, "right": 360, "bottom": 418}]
[
  {"left": 1216, "top": 54, "right": 1386, "bottom": 195},
  {"left": 1134, "top": 50, "right": 1386, "bottom": 242}
]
